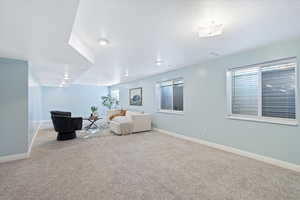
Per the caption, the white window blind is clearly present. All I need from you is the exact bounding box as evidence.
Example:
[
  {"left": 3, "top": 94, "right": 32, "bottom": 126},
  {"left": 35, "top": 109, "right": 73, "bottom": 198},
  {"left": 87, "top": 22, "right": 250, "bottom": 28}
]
[
  {"left": 227, "top": 57, "right": 297, "bottom": 124},
  {"left": 261, "top": 64, "right": 296, "bottom": 119},
  {"left": 161, "top": 83, "right": 173, "bottom": 110},
  {"left": 232, "top": 67, "right": 259, "bottom": 116},
  {"left": 158, "top": 78, "right": 184, "bottom": 112}
]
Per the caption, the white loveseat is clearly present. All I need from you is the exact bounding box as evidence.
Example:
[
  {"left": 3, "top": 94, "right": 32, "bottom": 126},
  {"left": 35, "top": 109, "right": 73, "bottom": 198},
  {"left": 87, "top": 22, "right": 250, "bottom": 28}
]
[{"left": 107, "top": 110, "right": 152, "bottom": 135}]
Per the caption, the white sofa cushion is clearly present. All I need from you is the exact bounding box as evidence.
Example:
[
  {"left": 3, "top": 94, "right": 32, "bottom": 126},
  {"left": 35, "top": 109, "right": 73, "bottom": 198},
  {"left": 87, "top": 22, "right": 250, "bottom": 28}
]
[
  {"left": 110, "top": 120, "right": 132, "bottom": 135},
  {"left": 112, "top": 115, "right": 130, "bottom": 123},
  {"left": 126, "top": 111, "right": 142, "bottom": 117}
]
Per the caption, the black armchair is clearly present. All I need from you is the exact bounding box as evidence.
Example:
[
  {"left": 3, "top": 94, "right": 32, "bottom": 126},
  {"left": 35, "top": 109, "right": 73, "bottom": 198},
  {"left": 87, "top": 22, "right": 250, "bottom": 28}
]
[{"left": 50, "top": 111, "right": 83, "bottom": 140}]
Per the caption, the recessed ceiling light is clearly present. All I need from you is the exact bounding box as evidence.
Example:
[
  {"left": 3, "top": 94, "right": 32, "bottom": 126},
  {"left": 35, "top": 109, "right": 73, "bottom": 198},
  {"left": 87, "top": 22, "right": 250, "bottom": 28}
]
[
  {"left": 98, "top": 38, "right": 109, "bottom": 46},
  {"left": 64, "top": 74, "right": 70, "bottom": 80},
  {"left": 124, "top": 70, "right": 129, "bottom": 77},
  {"left": 198, "top": 21, "right": 224, "bottom": 38},
  {"left": 155, "top": 60, "right": 164, "bottom": 66}
]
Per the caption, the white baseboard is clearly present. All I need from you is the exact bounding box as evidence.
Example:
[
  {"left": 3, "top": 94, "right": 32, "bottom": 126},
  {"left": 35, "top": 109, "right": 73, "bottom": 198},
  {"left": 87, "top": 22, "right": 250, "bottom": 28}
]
[
  {"left": 27, "top": 122, "right": 41, "bottom": 156},
  {"left": 39, "top": 120, "right": 53, "bottom": 129},
  {"left": 0, "top": 153, "right": 28, "bottom": 164},
  {"left": 0, "top": 121, "right": 45, "bottom": 164},
  {"left": 154, "top": 128, "right": 300, "bottom": 173}
]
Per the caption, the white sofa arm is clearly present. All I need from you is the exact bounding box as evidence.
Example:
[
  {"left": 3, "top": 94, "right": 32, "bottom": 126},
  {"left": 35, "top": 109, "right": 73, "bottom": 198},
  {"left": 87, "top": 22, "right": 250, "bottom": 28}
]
[{"left": 130, "top": 114, "right": 152, "bottom": 132}]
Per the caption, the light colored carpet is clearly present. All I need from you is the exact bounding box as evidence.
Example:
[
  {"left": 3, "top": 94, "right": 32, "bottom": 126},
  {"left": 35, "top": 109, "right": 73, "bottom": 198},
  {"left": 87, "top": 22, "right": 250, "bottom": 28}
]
[{"left": 0, "top": 129, "right": 300, "bottom": 200}]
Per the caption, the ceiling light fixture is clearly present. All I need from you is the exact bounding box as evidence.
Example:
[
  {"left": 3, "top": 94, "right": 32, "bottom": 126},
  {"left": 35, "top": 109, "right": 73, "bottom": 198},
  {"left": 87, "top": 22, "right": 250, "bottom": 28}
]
[
  {"left": 198, "top": 21, "right": 224, "bottom": 38},
  {"left": 124, "top": 70, "right": 129, "bottom": 77},
  {"left": 98, "top": 38, "right": 109, "bottom": 46},
  {"left": 155, "top": 60, "right": 164, "bottom": 66},
  {"left": 64, "top": 74, "right": 70, "bottom": 80}
]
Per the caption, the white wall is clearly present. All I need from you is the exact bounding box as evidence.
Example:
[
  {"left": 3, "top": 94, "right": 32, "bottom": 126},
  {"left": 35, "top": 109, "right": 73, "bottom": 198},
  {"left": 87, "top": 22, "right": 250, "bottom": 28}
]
[{"left": 111, "top": 37, "right": 300, "bottom": 165}]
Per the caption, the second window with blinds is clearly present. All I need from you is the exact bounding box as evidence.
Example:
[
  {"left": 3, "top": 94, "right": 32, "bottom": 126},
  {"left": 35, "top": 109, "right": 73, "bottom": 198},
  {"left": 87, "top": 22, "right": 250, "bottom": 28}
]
[
  {"left": 157, "top": 78, "right": 184, "bottom": 114},
  {"left": 226, "top": 57, "right": 297, "bottom": 125}
]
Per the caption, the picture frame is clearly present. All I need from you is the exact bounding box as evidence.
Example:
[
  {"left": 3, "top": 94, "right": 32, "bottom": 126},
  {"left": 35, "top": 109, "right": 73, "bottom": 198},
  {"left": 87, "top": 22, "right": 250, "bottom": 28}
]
[{"left": 129, "top": 87, "right": 143, "bottom": 106}]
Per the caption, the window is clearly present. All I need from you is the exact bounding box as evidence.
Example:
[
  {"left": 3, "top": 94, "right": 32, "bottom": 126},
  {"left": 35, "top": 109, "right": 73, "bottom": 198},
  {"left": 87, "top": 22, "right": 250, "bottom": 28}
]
[
  {"left": 158, "top": 78, "right": 184, "bottom": 113},
  {"left": 227, "top": 58, "right": 297, "bottom": 125},
  {"left": 111, "top": 89, "right": 120, "bottom": 101}
]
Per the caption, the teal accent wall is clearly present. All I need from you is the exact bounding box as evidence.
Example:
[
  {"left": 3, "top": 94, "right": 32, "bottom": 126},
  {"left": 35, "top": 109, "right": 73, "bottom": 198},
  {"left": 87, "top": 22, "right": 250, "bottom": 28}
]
[
  {"left": 42, "top": 85, "right": 108, "bottom": 120},
  {"left": 0, "top": 58, "right": 28, "bottom": 156},
  {"left": 111, "top": 37, "right": 300, "bottom": 165}
]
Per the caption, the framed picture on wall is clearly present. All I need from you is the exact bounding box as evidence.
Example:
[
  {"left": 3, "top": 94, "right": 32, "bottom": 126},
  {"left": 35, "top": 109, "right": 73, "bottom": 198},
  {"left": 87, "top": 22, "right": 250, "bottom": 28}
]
[{"left": 129, "top": 87, "right": 142, "bottom": 106}]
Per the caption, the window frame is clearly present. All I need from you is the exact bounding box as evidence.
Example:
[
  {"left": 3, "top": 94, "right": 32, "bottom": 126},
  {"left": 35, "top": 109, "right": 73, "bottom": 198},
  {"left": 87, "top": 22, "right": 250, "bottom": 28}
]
[
  {"left": 156, "top": 78, "right": 184, "bottom": 114},
  {"left": 110, "top": 89, "right": 120, "bottom": 101},
  {"left": 226, "top": 57, "right": 298, "bottom": 126}
]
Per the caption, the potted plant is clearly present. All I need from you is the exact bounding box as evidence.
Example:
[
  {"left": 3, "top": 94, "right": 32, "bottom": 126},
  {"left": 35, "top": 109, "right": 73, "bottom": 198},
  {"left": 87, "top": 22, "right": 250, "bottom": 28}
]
[
  {"left": 90, "top": 106, "right": 98, "bottom": 119},
  {"left": 101, "top": 94, "right": 119, "bottom": 110}
]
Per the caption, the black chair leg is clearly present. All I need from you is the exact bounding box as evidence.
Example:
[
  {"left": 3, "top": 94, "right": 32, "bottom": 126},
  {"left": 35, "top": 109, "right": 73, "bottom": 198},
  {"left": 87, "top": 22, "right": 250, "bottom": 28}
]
[{"left": 57, "top": 131, "right": 76, "bottom": 141}]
